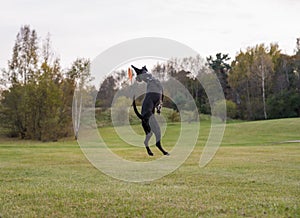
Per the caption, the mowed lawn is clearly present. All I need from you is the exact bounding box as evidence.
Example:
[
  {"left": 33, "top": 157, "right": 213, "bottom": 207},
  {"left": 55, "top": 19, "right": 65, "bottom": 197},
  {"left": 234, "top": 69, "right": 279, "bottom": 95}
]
[{"left": 0, "top": 118, "right": 299, "bottom": 217}]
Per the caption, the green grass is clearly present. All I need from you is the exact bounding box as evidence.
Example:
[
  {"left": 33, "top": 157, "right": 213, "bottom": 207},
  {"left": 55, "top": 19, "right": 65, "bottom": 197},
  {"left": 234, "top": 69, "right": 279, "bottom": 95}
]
[{"left": 0, "top": 118, "right": 299, "bottom": 217}]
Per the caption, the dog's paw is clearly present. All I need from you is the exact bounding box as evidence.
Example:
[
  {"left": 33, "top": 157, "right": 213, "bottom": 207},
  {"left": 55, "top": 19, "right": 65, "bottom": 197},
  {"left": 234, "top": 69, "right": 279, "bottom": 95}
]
[
  {"left": 147, "top": 150, "right": 154, "bottom": 156},
  {"left": 164, "top": 152, "right": 170, "bottom": 156},
  {"left": 146, "top": 147, "right": 154, "bottom": 156},
  {"left": 148, "top": 152, "right": 154, "bottom": 156}
]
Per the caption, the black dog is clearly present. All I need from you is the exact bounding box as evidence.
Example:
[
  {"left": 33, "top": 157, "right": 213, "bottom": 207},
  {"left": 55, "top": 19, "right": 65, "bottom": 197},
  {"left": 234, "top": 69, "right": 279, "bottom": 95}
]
[{"left": 131, "top": 65, "right": 169, "bottom": 156}]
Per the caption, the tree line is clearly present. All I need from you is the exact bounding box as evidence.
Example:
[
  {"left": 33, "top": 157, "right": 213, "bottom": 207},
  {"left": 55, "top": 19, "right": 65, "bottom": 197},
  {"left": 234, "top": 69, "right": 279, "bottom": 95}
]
[
  {"left": 98, "top": 44, "right": 300, "bottom": 121},
  {"left": 1, "top": 26, "right": 299, "bottom": 140}
]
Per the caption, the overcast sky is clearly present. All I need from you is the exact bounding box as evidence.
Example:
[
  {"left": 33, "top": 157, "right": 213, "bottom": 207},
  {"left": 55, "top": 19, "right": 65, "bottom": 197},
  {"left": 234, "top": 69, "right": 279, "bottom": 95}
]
[{"left": 0, "top": 0, "right": 300, "bottom": 70}]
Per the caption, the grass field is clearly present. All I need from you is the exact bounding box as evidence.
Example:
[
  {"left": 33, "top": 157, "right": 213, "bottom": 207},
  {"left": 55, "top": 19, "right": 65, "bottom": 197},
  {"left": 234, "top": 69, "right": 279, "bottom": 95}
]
[{"left": 0, "top": 118, "right": 299, "bottom": 217}]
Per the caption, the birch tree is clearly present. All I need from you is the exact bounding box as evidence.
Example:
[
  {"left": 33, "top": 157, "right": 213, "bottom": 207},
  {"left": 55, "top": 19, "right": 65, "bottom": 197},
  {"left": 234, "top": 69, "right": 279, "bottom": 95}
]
[
  {"left": 251, "top": 45, "right": 274, "bottom": 119},
  {"left": 229, "top": 44, "right": 279, "bottom": 120},
  {"left": 229, "top": 50, "right": 254, "bottom": 120},
  {"left": 69, "top": 58, "right": 91, "bottom": 139}
]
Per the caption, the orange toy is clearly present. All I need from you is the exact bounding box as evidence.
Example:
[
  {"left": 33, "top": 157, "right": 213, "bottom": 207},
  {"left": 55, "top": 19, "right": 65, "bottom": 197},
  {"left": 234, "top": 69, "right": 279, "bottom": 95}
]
[{"left": 128, "top": 67, "right": 133, "bottom": 83}]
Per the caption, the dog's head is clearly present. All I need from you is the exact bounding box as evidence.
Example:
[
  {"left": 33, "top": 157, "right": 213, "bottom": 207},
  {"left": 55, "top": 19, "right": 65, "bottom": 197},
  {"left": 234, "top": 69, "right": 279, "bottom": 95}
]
[
  {"left": 131, "top": 65, "right": 148, "bottom": 75},
  {"left": 131, "top": 65, "right": 148, "bottom": 82}
]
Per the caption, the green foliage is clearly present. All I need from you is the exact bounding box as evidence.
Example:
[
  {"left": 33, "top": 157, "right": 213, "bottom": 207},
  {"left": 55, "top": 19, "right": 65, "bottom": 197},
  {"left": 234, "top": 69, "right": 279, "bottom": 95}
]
[
  {"left": 267, "top": 90, "right": 300, "bottom": 118},
  {"left": 111, "top": 96, "right": 132, "bottom": 126},
  {"left": 97, "top": 75, "right": 117, "bottom": 108},
  {"left": 95, "top": 108, "right": 112, "bottom": 127},
  {"left": 213, "top": 100, "right": 226, "bottom": 122},
  {"left": 229, "top": 44, "right": 283, "bottom": 120},
  {"left": 214, "top": 100, "right": 237, "bottom": 121},
  {"left": 173, "top": 91, "right": 187, "bottom": 111},
  {"left": 226, "top": 100, "right": 237, "bottom": 119},
  {"left": 0, "top": 85, "right": 26, "bottom": 137},
  {"left": 180, "top": 110, "right": 199, "bottom": 122},
  {"left": 96, "top": 104, "right": 184, "bottom": 127},
  {"left": 168, "top": 110, "right": 180, "bottom": 122},
  {"left": 8, "top": 25, "right": 39, "bottom": 85},
  {"left": 0, "top": 26, "right": 92, "bottom": 141}
]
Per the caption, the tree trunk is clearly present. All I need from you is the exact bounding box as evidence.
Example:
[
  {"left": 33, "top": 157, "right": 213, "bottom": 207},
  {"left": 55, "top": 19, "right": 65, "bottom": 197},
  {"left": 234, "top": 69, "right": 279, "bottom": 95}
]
[
  {"left": 76, "top": 93, "right": 82, "bottom": 140},
  {"left": 246, "top": 80, "right": 252, "bottom": 120},
  {"left": 73, "top": 92, "right": 78, "bottom": 139},
  {"left": 73, "top": 89, "right": 82, "bottom": 140},
  {"left": 261, "top": 66, "right": 267, "bottom": 119}
]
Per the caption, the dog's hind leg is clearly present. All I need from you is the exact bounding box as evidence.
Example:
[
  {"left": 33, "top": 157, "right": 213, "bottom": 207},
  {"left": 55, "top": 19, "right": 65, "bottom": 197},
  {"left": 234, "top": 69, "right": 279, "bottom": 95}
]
[
  {"left": 142, "top": 119, "right": 154, "bottom": 156},
  {"left": 144, "top": 132, "right": 154, "bottom": 156},
  {"left": 149, "top": 115, "right": 169, "bottom": 155},
  {"left": 156, "top": 141, "right": 169, "bottom": 156},
  {"left": 144, "top": 131, "right": 153, "bottom": 147}
]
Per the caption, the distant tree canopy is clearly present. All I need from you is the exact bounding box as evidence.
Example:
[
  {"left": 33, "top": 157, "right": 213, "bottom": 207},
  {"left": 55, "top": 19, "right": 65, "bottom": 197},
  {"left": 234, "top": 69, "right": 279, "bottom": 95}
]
[
  {"left": 97, "top": 44, "right": 300, "bottom": 121},
  {"left": 0, "top": 25, "right": 92, "bottom": 141},
  {"left": 229, "top": 44, "right": 300, "bottom": 120}
]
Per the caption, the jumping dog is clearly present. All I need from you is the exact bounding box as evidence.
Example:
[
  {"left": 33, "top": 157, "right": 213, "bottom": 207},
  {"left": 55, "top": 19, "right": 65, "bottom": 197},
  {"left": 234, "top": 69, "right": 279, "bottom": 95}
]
[{"left": 131, "top": 65, "right": 169, "bottom": 156}]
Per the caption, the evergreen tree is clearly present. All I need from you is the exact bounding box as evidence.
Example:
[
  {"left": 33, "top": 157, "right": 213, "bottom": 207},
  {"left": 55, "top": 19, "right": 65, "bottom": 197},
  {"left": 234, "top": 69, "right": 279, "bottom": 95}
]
[
  {"left": 207, "top": 53, "right": 231, "bottom": 98},
  {"left": 97, "top": 75, "right": 118, "bottom": 108}
]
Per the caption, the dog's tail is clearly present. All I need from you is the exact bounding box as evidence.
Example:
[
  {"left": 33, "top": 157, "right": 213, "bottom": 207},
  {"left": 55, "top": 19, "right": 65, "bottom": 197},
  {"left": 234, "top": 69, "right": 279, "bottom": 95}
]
[{"left": 132, "top": 96, "right": 143, "bottom": 120}]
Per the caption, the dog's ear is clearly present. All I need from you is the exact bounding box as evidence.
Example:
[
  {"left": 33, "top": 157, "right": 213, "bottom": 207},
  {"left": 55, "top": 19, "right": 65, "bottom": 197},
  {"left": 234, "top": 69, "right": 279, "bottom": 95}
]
[
  {"left": 131, "top": 65, "right": 147, "bottom": 75},
  {"left": 131, "top": 65, "right": 142, "bottom": 75},
  {"left": 142, "top": 66, "right": 148, "bottom": 72}
]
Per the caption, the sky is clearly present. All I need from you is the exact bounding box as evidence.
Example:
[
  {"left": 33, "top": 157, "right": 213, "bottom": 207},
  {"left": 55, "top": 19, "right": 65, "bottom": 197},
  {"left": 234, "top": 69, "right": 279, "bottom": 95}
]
[{"left": 0, "top": 0, "right": 300, "bottom": 70}]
